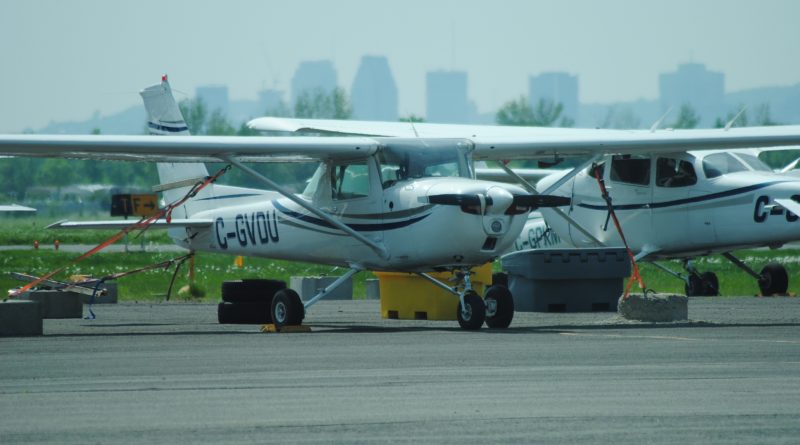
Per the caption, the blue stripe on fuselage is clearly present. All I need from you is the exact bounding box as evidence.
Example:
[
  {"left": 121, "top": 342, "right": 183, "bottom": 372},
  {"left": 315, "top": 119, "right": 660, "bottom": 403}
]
[
  {"left": 272, "top": 200, "right": 430, "bottom": 232},
  {"left": 577, "top": 181, "right": 787, "bottom": 211}
]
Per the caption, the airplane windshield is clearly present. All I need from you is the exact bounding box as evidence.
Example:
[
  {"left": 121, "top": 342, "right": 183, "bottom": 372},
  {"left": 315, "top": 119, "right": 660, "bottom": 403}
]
[
  {"left": 377, "top": 143, "right": 470, "bottom": 188},
  {"left": 702, "top": 153, "right": 749, "bottom": 179},
  {"left": 734, "top": 153, "right": 772, "bottom": 172}
]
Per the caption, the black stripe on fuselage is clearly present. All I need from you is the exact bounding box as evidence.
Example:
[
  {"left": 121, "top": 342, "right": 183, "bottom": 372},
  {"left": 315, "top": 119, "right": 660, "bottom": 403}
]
[
  {"left": 577, "top": 181, "right": 787, "bottom": 211},
  {"left": 148, "top": 121, "right": 189, "bottom": 133},
  {"left": 272, "top": 200, "right": 430, "bottom": 232},
  {"left": 196, "top": 193, "right": 263, "bottom": 201}
]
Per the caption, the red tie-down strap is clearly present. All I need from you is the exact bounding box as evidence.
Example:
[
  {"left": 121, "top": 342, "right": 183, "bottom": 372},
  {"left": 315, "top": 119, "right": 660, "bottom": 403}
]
[
  {"left": 592, "top": 166, "right": 646, "bottom": 299},
  {"left": 8, "top": 165, "right": 230, "bottom": 298}
]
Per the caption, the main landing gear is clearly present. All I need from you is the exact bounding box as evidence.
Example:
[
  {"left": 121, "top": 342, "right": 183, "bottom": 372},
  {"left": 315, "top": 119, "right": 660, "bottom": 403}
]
[
  {"left": 419, "top": 268, "right": 515, "bottom": 330},
  {"left": 654, "top": 254, "right": 790, "bottom": 297}
]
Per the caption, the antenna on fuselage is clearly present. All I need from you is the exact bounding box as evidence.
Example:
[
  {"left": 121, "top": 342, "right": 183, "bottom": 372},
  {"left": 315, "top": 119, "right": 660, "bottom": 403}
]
[
  {"left": 724, "top": 106, "right": 748, "bottom": 131},
  {"left": 649, "top": 107, "right": 673, "bottom": 132}
]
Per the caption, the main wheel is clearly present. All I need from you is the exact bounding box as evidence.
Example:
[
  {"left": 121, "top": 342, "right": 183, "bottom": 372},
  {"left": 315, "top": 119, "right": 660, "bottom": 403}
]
[
  {"left": 457, "top": 291, "right": 485, "bottom": 330},
  {"left": 271, "top": 288, "right": 305, "bottom": 328},
  {"left": 700, "top": 271, "right": 719, "bottom": 296},
  {"left": 685, "top": 274, "right": 704, "bottom": 296},
  {"left": 484, "top": 285, "right": 514, "bottom": 329},
  {"left": 759, "top": 263, "right": 789, "bottom": 296},
  {"left": 221, "top": 279, "right": 286, "bottom": 303}
]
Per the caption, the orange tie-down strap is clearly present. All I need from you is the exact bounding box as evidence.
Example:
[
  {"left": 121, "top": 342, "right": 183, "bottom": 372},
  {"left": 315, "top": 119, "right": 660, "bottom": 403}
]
[
  {"left": 8, "top": 165, "right": 229, "bottom": 298},
  {"left": 592, "top": 166, "right": 646, "bottom": 299}
]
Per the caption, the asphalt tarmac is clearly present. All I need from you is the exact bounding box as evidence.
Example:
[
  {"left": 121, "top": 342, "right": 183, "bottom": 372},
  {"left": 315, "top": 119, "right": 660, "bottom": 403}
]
[{"left": 1, "top": 297, "right": 799, "bottom": 444}]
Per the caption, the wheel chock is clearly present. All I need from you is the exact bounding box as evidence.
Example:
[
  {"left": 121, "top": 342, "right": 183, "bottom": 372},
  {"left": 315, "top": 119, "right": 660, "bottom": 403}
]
[{"left": 260, "top": 324, "right": 312, "bottom": 333}]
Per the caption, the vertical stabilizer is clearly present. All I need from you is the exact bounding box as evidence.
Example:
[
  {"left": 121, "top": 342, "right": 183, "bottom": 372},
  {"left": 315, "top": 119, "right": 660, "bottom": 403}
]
[{"left": 140, "top": 76, "right": 210, "bottom": 217}]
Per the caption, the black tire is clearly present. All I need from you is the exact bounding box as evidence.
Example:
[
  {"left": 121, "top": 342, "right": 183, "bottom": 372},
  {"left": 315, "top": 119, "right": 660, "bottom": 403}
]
[
  {"left": 685, "top": 274, "right": 704, "bottom": 297},
  {"left": 217, "top": 302, "right": 271, "bottom": 324},
  {"left": 492, "top": 272, "right": 508, "bottom": 288},
  {"left": 221, "top": 279, "right": 286, "bottom": 303},
  {"left": 759, "top": 263, "right": 789, "bottom": 296},
  {"left": 271, "top": 288, "right": 305, "bottom": 328},
  {"left": 457, "top": 291, "right": 485, "bottom": 330},
  {"left": 701, "top": 271, "right": 719, "bottom": 296},
  {"left": 484, "top": 285, "right": 514, "bottom": 329}
]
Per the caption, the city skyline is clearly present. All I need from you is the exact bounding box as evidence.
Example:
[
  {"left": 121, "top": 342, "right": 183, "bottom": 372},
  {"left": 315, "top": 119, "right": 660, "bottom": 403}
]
[{"left": 2, "top": 0, "right": 799, "bottom": 132}]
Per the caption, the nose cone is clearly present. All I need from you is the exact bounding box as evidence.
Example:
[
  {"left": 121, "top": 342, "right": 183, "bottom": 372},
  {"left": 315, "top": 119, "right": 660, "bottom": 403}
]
[{"left": 486, "top": 186, "right": 514, "bottom": 215}]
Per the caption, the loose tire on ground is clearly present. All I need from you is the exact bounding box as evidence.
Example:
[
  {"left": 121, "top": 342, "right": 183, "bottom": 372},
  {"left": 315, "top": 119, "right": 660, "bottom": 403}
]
[
  {"left": 759, "top": 263, "right": 789, "bottom": 295},
  {"left": 217, "top": 301, "right": 271, "bottom": 324},
  {"left": 271, "top": 289, "right": 305, "bottom": 328},
  {"left": 484, "top": 285, "right": 514, "bottom": 329},
  {"left": 700, "top": 271, "right": 719, "bottom": 296},
  {"left": 457, "top": 291, "right": 485, "bottom": 330},
  {"left": 685, "top": 274, "right": 704, "bottom": 297},
  {"left": 492, "top": 272, "right": 508, "bottom": 288},
  {"left": 221, "top": 279, "right": 286, "bottom": 303}
]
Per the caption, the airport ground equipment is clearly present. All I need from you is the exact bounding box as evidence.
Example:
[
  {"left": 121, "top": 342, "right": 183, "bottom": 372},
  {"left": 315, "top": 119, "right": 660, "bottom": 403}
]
[
  {"left": 502, "top": 248, "right": 630, "bottom": 312},
  {"left": 0, "top": 300, "right": 42, "bottom": 336}
]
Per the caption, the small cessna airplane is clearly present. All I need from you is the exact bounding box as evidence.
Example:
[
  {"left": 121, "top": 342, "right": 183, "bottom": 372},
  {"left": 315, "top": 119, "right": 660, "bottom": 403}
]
[{"left": 2, "top": 78, "right": 800, "bottom": 329}]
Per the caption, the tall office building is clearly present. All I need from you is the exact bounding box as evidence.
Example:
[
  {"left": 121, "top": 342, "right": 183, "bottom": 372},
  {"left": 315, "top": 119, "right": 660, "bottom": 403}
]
[
  {"left": 195, "top": 85, "right": 229, "bottom": 115},
  {"left": 659, "top": 63, "right": 725, "bottom": 125},
  {"left": 291, "top": 60, "right": 338, "bottom": 106},
  {"left": 351, "top": 55, "right": 398, "bottom": 121},
  {"left": 529, "top": 72, "right": 579, "bottom": 124},
  {"left": 426, "top": 70, "right": 470, "bottom": 123}
]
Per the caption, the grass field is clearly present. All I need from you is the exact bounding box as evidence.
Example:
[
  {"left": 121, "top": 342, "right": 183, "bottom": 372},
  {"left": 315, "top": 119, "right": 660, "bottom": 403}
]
[{"left": 2, "top": 216, "right": 799, "bottom": 300}]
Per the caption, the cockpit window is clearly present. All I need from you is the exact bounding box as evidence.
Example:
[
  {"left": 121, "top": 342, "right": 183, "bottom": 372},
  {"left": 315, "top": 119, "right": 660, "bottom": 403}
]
[
  {"left": 331, "top": 162, "right": 370, "bottom": 200},
  {"left": 377, "top": 143, "right": 469, "bottom": 188},
  {"left": 610, "top": 155, "right": 650, "bottom": 186},
  {"left": 702, "top": 153, "right": 748, "bottom": 179},
  {"left": 733, "top": 153, "right": 772, "bottom": 172},
  {"left": 656, "top": 158, "right": 697, "bottom": 187}
]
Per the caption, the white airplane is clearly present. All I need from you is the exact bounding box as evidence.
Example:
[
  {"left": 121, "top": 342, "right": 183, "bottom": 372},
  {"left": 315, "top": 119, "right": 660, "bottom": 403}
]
[
  {"left": 247, "top": 117, "right": 800, "bottom": 298},
  {"left": 2, "top": 78, "right": 800, "bottom": 327}
]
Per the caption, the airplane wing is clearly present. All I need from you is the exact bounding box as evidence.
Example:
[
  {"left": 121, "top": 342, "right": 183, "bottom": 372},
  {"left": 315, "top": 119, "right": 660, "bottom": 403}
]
[
  {"left": 249, "top": 117, "right": 800, "bottom": 161},
  {"left": 0, "top": 134, "right": 379, "bottom": 163},
  {"left": 46, "top": 218, "right": 213, "bottom": 230},
  {"left": 0, "top": 204, "right": 36, "bottom": 212}
]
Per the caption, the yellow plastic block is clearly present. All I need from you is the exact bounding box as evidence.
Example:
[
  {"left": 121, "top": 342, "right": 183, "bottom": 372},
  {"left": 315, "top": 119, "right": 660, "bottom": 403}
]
[
  {"left": 375, "top": 263, "right": 492, "bottom": 321},
  {"left": 260, "top": 324, "right": 312, "bottom": 333}
]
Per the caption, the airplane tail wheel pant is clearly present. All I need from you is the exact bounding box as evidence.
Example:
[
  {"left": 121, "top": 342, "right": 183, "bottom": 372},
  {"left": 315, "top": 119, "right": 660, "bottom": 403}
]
[
  {"left": 758, "top": 263, "right": 789, "bottom": 296},
  {"left": 271, "top": 289, "right": 305, "bottom": 328},
  {"left": 484, "top": 285, "right": 514, "bottom": 329},
  {"left": 457, "top": 291, "right": 486, "bottom": 330}
]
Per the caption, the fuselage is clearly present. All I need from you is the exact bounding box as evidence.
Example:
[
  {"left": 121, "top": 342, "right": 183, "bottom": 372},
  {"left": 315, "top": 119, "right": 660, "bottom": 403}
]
[{"left": 532, "top": 150, "right": 800, "bottom": 259}]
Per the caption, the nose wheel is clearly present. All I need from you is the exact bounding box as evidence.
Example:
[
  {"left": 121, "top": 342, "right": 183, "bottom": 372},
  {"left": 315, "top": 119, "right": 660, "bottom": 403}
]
[{"left": 457, "top": 291, "right": 485, "bottom": 330}]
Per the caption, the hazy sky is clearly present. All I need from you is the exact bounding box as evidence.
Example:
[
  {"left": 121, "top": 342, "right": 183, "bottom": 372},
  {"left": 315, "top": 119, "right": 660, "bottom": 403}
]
[{"left": 1, "top": 0, "right": 798, "bottom": 132}]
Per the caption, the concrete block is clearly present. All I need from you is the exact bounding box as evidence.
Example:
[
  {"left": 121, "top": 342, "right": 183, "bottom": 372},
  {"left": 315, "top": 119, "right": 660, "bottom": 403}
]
[
  {"left": 290, "top": 276, "right": 352, "bottom": 301},
  {"left": 0, "top": 300, "right": 43, "bottom": 336},
  {"left": 618, "top": 293, "right": 688, "bottom": 322},
  {"left": 20, "top": 290, "right": 84, "bottom": 319},
  {"left": 80, "top": 282, "right": 119, "bottom": 304},
  {"left": 365, "top": 279, "right": 380, "bottom": 300}
]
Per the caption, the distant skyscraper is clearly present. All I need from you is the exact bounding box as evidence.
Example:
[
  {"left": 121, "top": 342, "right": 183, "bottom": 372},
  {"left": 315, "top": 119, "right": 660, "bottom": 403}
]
[
  {"left": 196, "top": 85, "right": 229, "bottom": 115},
  {"left": 291, "top": 60, "right": 338, "bottom": 106},
  {"left": 659, "top": 63, "right": 725, "bottom": 125},
  {"left": 426, "top": 70, "right": 470, "bottom": 123},
  {"left": 351, "top": 55, "right": 398, "bottom": 121},
  {"left": 529, "top": 72, "right": 579, "bottom": 124}
]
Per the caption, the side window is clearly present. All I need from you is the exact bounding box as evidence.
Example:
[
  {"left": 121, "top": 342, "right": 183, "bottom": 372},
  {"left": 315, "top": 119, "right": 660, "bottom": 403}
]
[
  {"left": 702, "top": 153, "right": 748, "bottom": 179},
  {"left": 331, "top": 163, "right": 370, "bottom": 200},
  {"left": 656, "top": 158, "right": 697, "bottom": 187},
  {"left": 610, "top": 155, "right": 650, "bottom": 186}
]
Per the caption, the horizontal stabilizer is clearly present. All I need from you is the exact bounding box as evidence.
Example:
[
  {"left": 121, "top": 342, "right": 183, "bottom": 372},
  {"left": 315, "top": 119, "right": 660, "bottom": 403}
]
[
  {"left": 46, "top": 218, "right": 213, "bottom": 230},
  {"left": 0, "top": 204, "right": 36, "bottom": 212}
]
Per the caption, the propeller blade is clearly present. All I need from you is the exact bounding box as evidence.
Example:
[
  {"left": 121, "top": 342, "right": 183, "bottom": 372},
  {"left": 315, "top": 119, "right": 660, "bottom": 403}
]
[
  {"left": 428, "top": 194, "right": 492, "bottom": 206},
  {"left": 512, "top": 194, "right": 571, "bottom": 208}
]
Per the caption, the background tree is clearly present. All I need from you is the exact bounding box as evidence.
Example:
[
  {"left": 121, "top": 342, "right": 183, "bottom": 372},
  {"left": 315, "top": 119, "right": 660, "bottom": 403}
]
[
  {"left": 294, "top": 87, "right": 352, "bottom": 119},
  {"left": 496, "top": 97, "right": 573, "bottom": 127},
  {"left": 670, "top": 103, "right": 700, "bottom": 129}
]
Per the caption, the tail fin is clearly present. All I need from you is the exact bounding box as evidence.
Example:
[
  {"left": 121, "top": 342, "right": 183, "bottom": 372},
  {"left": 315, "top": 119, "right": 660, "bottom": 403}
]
[{"left": 140, "top": 76, "right": 210, "bottom": 216}]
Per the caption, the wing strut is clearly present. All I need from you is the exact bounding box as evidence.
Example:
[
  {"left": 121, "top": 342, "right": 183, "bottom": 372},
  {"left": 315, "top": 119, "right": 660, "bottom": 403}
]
[{"left": 222, "top": 156, "right": 390, "bottom": 260}]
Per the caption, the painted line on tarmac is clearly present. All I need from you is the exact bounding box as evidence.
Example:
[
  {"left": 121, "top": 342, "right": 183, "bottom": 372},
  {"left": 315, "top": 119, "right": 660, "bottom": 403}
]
[{"left": 559, "top": 332, "right": 700, "bottom": 341}]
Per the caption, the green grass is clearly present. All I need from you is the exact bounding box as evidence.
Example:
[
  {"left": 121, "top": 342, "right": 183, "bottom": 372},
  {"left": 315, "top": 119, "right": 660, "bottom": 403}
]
[{"left": 1, "top": 250, "right": 376, "bottom": 302}]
